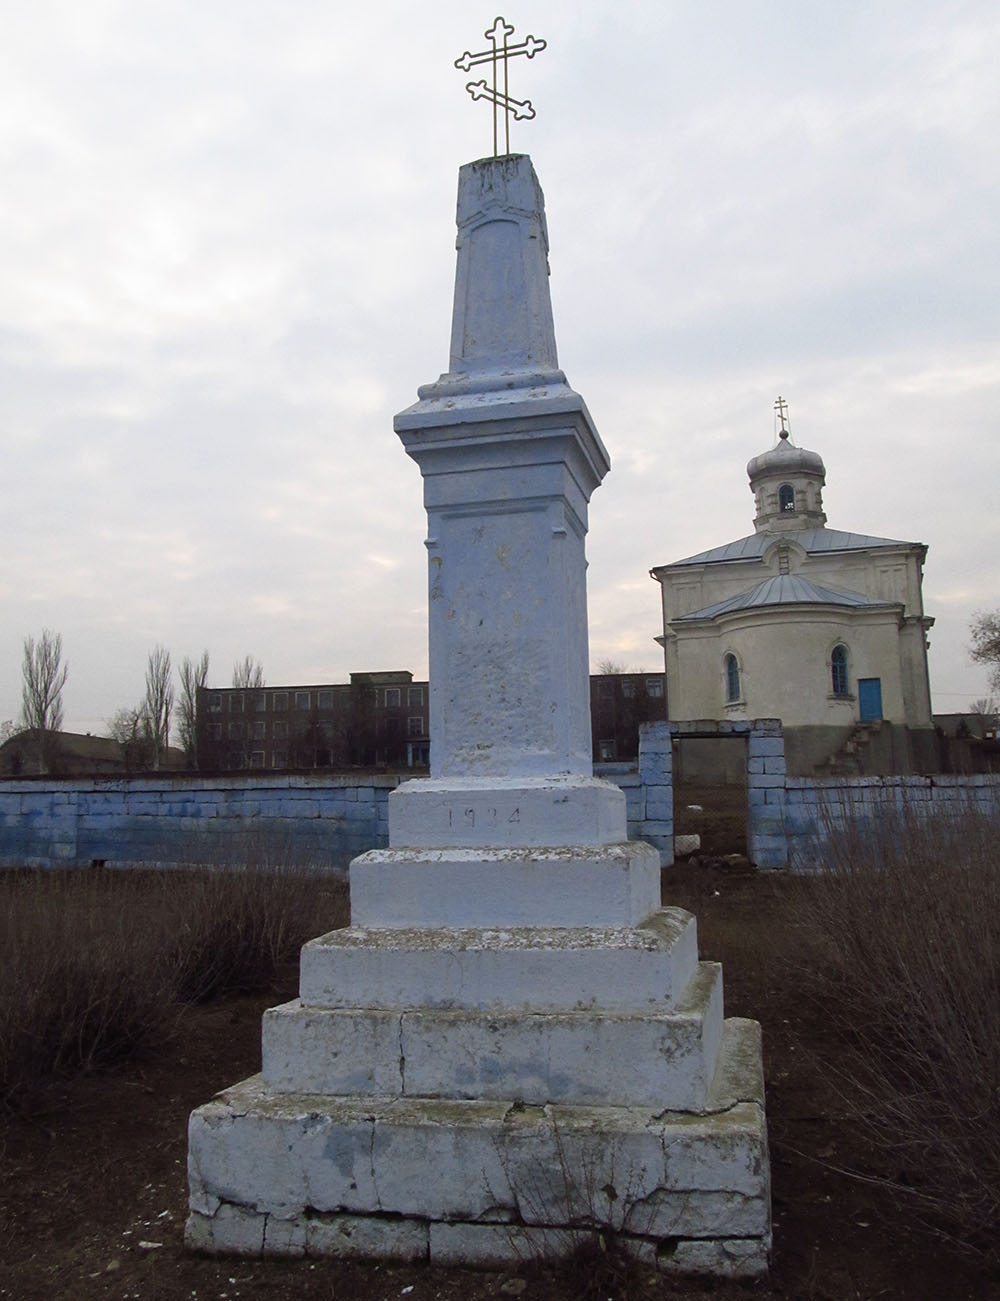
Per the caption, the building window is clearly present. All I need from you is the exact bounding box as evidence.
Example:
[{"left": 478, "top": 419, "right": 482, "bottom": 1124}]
[
  {"left": 228, "top": 721, "right": 243, "bottom": 740},
  {"left": 779, "top": 483, "right": 795, "bottom": 512},
  {"left": 408, "top": 686, "right": 423, "bottom": 707},
  {"left": 598, "top": 740, "right": 615, "bottom": 761},
  {"left": 230, "top": 694, "right": 244, "bottom": 713},
  {"left": 385, "top": 687, "right": 401, "bottom": 708},
  {"left": 208, "top": 693, "right": 222, "bottom": 713},
  {"left": 250, "top": 750, "right": 265, "bottom": 768},
  {"left": 407, "top": 715, "right": 424, "bottom": 736},
  {"left": 645, "top": 677, "right": 664, "bottom": 699},
  {"left": 317, "top": 690, "right": 334, "bottom": 710},
  {"left": 621, "top": 678, "right": 636, "bottom": 699},
  {"left": 272, "top": 720, "right": 288, "bottom": 740},
  {"left": 272, "top": 691, "right": 288, "bottom": 711},
  {"left": 725, "top": 653, "right": 741, "bottom": 703},
  {"left": 295, "top": 691, "right": 310, "bottom": 710},
  {"left": 272, "top": 749, "right": 287, "bottom": 768},
  {"left": 831, "top": 644, "right": 849, "bottom": 696},
  {"left": 252, "top": 720, "right": 266, "bottom": 740},
  {"left": 253, "top": 692, "right": 267, "bottom": 711},
  {"left": 210, "top": 722, "right": 222, "bottom": 741}
]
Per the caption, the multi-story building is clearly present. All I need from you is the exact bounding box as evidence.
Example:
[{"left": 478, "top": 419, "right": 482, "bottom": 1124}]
[
  {"left": 195, "top": 670, "right": 666, "bottom": 772},
  {"left": 590, "top": 672, "right": 666, "bottom": 762},
  {"left": 196, "top": 671, "right": 430, "bottom": 772}
]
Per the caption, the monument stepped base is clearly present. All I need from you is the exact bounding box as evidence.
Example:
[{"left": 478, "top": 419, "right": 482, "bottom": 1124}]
[{"left": 187, "top": 1020, "right": 769, "bottom": 1278}]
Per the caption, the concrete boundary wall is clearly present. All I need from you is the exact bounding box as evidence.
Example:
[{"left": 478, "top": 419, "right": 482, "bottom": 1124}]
[
  {"left": 6, "top": 747, "right": 998, "bottom": 873},
  {"left": 0, "top": 775, "right": 400, "bottom": 870},
  {"left": 636, "top": 721, "right": 1000, "bottom": 871},
  {"left": 782, "top": 771, "right": 1000, "bottom": 869}
]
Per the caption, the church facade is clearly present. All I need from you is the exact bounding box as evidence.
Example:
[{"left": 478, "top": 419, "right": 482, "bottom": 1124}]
[{"left": 650, "top": 412, "right": 935, "bottom": 772}]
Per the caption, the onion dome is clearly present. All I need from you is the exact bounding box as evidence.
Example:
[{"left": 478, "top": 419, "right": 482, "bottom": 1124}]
[{"left": 747, "top": 416, "right": 827, "bottom": 534}]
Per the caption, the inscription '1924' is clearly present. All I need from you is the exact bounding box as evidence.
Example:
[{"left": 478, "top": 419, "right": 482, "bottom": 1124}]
[{"left": 448, "top": 806, "right": 520, "bottom": 828}]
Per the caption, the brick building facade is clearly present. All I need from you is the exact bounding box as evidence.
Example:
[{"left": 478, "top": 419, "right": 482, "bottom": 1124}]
[{"left": 196, "top": 670, "right": 665, "bottom": 773}]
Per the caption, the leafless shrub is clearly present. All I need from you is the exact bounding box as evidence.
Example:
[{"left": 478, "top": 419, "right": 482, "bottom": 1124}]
[
  {"left": 0, "top": 851, "right": 348, "bottom": 1112},
  {"left": 785, "top": 795, "right": 1000, "bottom": 1261},
  {"left": 168, "top": 853, "right": 346, "bottom": 1004},
  {"left": 0, "top": 870, "right": 176, "bottom": 1111}
]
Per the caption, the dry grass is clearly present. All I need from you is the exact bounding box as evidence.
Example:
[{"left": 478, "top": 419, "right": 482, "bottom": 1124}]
[
  {"left": 0, "top": 857, "right": 348, "bottom": 1113},
  {"left": 783, "top": 797, "right": 1000, "bottom": 1262}
]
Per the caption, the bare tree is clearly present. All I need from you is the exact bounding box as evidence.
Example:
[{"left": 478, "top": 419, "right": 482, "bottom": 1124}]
[
  {"left": 107, "top": 706, "right": 156, "bottom": 772},
  {"left": 20, "top": 629, "right": 68, "bottom": 774},
  {"left": 595, "top": 658, "right": 630, "bottom": 675},
  {"left": 970, "top": 610, "right": 1000, "bottom": 694},
  {"left": 143, "top": 645, "right": 174, "bottom": 769},
  {"left": 178, "top": 650, "right": 210, "bottom": 768},
  {"left": 232, "top": 656, "right": 265, "bottom": 690}
]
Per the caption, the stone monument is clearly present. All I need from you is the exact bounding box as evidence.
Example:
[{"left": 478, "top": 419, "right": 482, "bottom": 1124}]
[{"left": 186, "top": 153, "right": 770, "bottom": 1278}]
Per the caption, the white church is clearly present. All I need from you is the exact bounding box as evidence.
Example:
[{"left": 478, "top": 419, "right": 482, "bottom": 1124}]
[{"left": 650, "top": 406, "right": 936, "bottom": 773}]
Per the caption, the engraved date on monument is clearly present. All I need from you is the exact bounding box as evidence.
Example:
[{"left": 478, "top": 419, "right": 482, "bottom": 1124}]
[{"left": 447, "top": 807, "right": 520, "bottom": 828}]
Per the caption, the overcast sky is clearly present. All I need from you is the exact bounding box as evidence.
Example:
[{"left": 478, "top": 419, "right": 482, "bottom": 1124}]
[{"left": 2, "top": 0, "right": 998, "bottom": 736}]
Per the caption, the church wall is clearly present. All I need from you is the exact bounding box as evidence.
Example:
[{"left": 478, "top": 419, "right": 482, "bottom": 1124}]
[{"left": 670, "top": 608, "right": 908, "bottom": 728}]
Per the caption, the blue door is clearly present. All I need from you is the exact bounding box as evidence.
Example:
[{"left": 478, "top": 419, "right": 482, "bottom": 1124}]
[{"left": 858, "top": 678, "right": 883, "bottom": 722}]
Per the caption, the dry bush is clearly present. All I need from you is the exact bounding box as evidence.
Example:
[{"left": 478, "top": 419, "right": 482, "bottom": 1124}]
[
  {"left": 0, "top": 853, "right": 348, "bottom": 1112},
  {"left": 0, "top": 870, "right": 177, "bottom": 1111},
  {"left": 168, "top": 856, "right": 347, "bottom": 1003},
  {"left": 786, "top": 796, "right": 1000, "bottom": 1261}
]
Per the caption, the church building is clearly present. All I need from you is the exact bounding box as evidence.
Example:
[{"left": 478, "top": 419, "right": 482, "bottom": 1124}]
[{"left": 650, "top": 404, "right": 935, "bottom": 772}]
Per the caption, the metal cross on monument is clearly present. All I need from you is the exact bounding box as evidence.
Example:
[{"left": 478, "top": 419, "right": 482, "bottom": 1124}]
[
  {"left": 454, "top": 16, "right": 547, "bottom": 157},
  {"left": 774, "top": 395, "right": 790, "bottom": 439}
]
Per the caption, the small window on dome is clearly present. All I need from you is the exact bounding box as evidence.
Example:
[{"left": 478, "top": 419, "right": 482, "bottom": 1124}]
[{"left": 778, "top": 484, "right": 795, "bottom": 512}]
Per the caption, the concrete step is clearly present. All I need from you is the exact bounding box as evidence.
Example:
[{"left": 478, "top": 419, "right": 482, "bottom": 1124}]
[
  {"left": 188, "top": 1017, "right": 769, "bottom": 1277},
  {"left": 350, "top": 840, "right": 661, "bottom": 929},
  {"left": 261, "top": 960, "right": 723, "bottom": 1110},
  {"left": 388, "top": 775, "right": 628, "bottom": 849},
  {"left": 298, "top": 906, "right": 699, "bottom": 1014}
]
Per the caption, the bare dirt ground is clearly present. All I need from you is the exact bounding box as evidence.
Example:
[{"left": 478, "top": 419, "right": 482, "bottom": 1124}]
[{"left": 2, "top": 856, "right": 997, "bottom": 1300}]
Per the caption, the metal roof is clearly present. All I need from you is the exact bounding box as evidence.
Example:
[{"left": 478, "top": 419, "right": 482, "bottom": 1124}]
[
  {"left": 674, "top": 574, "right": 897, "bottom": 622},
  {"left": 659, "top": 526, "right": 917, "bottom": 570}
]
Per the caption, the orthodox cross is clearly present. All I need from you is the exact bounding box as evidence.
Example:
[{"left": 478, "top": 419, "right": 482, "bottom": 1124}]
[
  {"left": 455, "top": 16, "right": 547, "bottom": 157},
  {"left": 774, "top": 395, "right": 790, "bottom": 439}
]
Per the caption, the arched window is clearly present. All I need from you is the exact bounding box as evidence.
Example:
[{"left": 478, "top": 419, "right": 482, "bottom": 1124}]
[
  {"left": 778, "top": 483, "right": 795, "bottom": 512},
  {"left": 725, "top": 653, "right": 741, "bottom": 703},
  {"left": 831, "top": 644, "right": 849, "bottom": 696}
]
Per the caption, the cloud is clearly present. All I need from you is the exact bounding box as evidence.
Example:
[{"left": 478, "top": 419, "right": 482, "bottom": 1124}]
[{"left": 2, "top": 0, "right": 998, "bottom": 732}]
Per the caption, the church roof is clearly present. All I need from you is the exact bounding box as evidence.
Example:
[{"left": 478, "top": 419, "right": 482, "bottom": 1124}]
[
  {"left": 673, "top": 574, "right": 897, "bottom": 622},
  {"left": 661, "top": 526, "right": 916, "bottom": 570}
]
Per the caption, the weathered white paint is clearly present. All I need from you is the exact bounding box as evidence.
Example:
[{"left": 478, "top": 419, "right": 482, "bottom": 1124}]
[
  {"left": 187, "top": 1022, "right": 768, "bottom": 1276},
  {"left": 261, "top": 961, "right": 723, "bottom": 1108},
  {"left": 297, "top": 907, "right": 698, "bottom": 1013},
  {"left": 395, "top": 155, "right": 609, "bottom": 782},
  {"left": 349, "top": 841, "right": 661, "bottom": 929},
  {"left": 388, "top": 774, "right": 627, "bottom": 847},
  {"left": 186, "top": 155, "right": 770, "bottom": 1276}
]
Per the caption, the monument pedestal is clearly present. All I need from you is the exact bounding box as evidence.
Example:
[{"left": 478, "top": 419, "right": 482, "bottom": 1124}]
[
  {"left": 188, "top": 779, "right": 769, "bottom": 1277},
  {"left": 186, "top": 153, "right": 769, "bottom": 1278}
]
